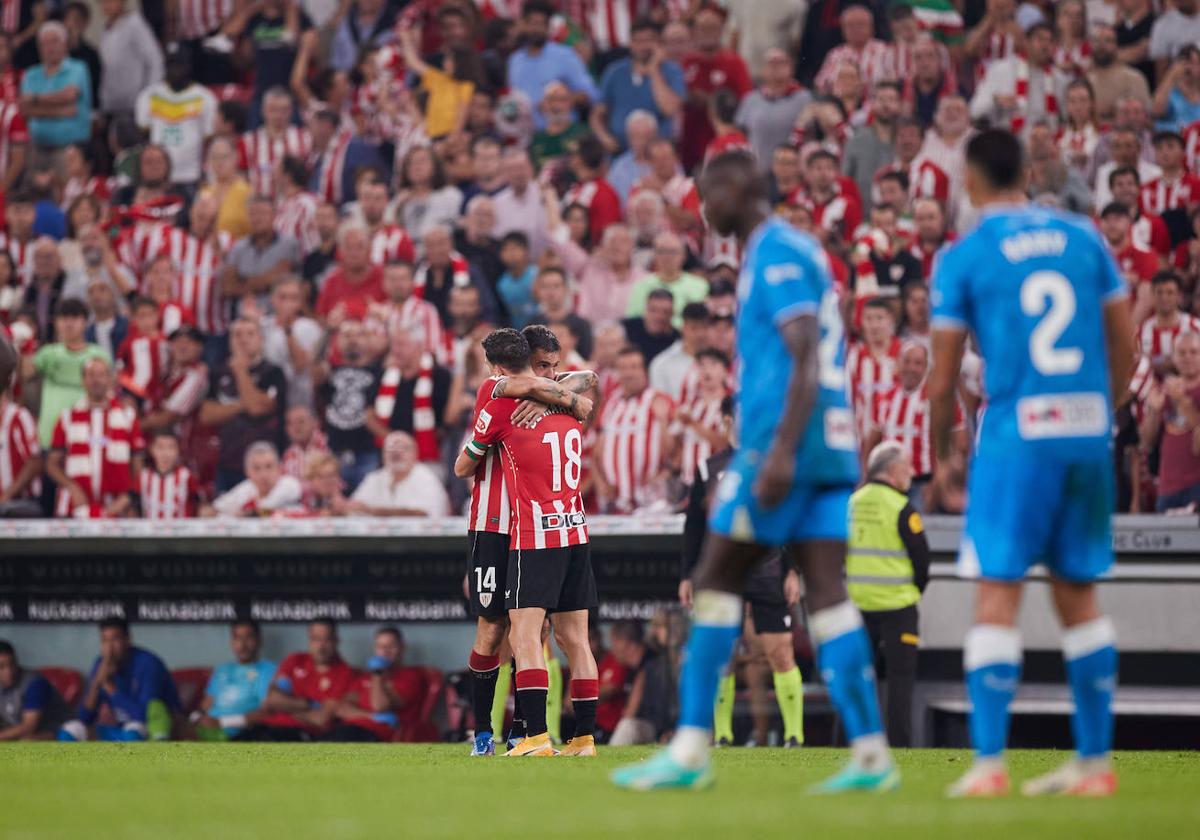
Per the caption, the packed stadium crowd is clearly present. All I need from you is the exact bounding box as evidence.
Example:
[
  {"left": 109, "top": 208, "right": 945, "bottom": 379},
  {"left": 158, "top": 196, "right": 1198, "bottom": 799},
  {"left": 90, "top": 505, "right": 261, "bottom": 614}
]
[{"left": 0, "top": 0, "right": 1198, "bottom": 521}]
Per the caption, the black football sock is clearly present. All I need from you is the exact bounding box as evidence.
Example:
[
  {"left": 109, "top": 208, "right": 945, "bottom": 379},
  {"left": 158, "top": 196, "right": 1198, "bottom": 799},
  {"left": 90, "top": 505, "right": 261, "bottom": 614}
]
[
  {"left": 570, "top": 678, "right": 599, "bottom": 738},
  {"left": 515, "top": 668, "right": 549, "bottom": 738},
  {"left": 468, "top": 650, "right": 501, "bottom": 736}
]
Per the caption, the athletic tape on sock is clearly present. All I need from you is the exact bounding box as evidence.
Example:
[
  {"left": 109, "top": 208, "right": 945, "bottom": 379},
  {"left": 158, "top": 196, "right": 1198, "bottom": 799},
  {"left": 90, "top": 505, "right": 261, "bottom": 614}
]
[
  {"left": 1062, "top": 617, "right": 1116, "bottom": 661},
  {"left": 964, "top": 624, "right": 1022, "bottom": 672},
  {"left": 809, "top": 600, "right": 864, "bottom": 644},
  {"left": 693, "top": 590, "right": 743, "bottom": 626}
]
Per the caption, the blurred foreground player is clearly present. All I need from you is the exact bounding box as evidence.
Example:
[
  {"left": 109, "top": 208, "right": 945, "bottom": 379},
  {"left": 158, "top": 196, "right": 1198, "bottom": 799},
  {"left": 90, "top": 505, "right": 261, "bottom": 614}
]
[
  {"left": 456, "top": 329, "right": 597, "bottom": 757},
  {"left": 461, "top": 327, "right": 596, "bottom": 756},
  {"left": 930, "top": 129, "right": 1134, "bottom": 797},
  {"left": 679, "top": 396, "right": 806, "bottom": 748},
  {"left": 613, "top": 151, "right": 895, "bottom": 792}
]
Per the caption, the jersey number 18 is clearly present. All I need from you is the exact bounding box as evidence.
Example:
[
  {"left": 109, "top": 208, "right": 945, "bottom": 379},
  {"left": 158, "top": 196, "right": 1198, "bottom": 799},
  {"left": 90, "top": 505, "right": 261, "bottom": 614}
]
[{"left": 542, "top": 428, "right": 583, "bottom": 492}]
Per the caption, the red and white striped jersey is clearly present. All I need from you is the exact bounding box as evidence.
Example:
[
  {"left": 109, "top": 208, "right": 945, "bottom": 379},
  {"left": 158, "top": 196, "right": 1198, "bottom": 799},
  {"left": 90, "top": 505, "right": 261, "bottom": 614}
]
[
  {"left": 1140, "top": 173, "right": 1200, "bottom": 216},
  {"left": 875, "top": 380, "right": 962, "bottom": 476},
  {"left": 275, "top": 190, "right": 321, "bottom": 254},
  {"left": 0, "top": 66, "right": 20, "bottom": 104},
  {"left": 158, "top": 360, "right": 209, "bottom": 418},
  {"left": 117, "top": 334, "right": 169, "bottom": 404},
  {"left": 816, "top": 40, "right": 894, "bottom": 92},
  {"left": 50, "top": 398, "right": 144, "bottom": 517},
  {"left": 0, "top": 101, "right": 27, "bottom": 177},
  {"left": 238, "top": 127, "right": 312, "bottom": 197},
  {"left": 159, "top": 300, "right": 195, "bottom": 337},
  {"left": 598, "top": 387, "right": 671, "bottom": 512},
  {"left": 0, "top": 400, "right": 39, "bottom": 499},
  {"left": 1137, "top": 313, "right": 1200, "bottom": 365},
  {"left": 0, "top": 233, "right": 33, "bottom": 286},
  {"left": 1127, "top": 353, "right": 1156, "bottom": 426},
  {"left": 310, "top": 128, "right": 352, "bottom": 205},
  {"left": 466, "top": 376, "right": 510, "bottom": 535},
  {"left": 580, "top": 0, "right": 645, "bottom": 53},
  {"left": 369, "top": 224, "right": 416, "bottom": 266},
  {"left": 139, "top": 465, "right": 200, "bottom": 518},
  {"left": 675, "top": 391, "right": 726, "bottom": 486},
  {"left": 383, "top": 296, "right": 448, "bottom": 367},
  {"left": 467, "top": 396, "right": 588, "bottom": 550},
  {"left": 119, "top": 221, "right": 173, "bottom": 282},
  {"left": 1185, "top": 120, "right": 1200, "bottom": 174},
  {"left": 62, "top": 175, "right": 112, "bottom": 210},
  {"left": 156, "top": 226, "right": 229, "bottom": 335},
  {"left": 175, "top": 0, "right": 233, "bottom": 39},
  {"left": 846, "top": 338, "right": 901, "bottom": 442}
]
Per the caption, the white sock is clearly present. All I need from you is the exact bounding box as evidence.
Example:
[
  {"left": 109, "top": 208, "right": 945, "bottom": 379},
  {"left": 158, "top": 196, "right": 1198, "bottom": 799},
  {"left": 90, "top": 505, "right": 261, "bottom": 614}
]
[
  {"left": 218, "top": 714, "right": 247, "bottom": 729},
  {"left": 850, "top": 732, "right": 891, "bottom": 772},
  {"left": 669, "top": 726, "right": 712, "bottom": 769}
]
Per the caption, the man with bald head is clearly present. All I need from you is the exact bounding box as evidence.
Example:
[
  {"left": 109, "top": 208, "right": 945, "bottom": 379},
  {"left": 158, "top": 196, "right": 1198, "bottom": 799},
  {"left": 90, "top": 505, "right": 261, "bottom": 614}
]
[
  {"left": 348, "top": 431, "right": 451, "bottom": 516},
  {"left": 20, "top": 21, "right": 92, "bottom": 150},
  {"left": 316, "top": 226, "right": 386, "bottom": 324}
]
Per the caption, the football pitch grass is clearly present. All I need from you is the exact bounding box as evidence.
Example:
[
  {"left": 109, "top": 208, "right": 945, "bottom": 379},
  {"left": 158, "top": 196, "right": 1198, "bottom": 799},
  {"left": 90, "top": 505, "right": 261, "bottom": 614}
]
[{"left": 3, "top": 744, "right": 1198, "bottom": 839}]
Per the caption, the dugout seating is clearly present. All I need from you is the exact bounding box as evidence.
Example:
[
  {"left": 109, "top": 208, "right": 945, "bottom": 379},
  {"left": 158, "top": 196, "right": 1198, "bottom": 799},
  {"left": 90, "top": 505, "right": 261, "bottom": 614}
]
[
  {"left": 393, "top": 666, "right": 444, "bottom": 743},
  {"left": 171, "top": 668, "right": 214, "bottom": 716},
  {"left": 39, "top": 667, "right": 84, "bottom": 706}
]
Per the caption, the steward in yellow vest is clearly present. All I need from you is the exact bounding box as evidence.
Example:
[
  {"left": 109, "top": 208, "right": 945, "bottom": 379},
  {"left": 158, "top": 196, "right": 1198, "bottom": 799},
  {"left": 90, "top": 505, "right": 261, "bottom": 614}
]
[{"left": 847, "top": 442, "right": 931, "bottom": 746}]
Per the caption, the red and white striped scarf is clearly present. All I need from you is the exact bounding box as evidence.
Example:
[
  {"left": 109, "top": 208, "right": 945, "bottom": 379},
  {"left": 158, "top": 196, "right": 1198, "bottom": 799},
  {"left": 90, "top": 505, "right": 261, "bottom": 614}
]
[
  {"left": 374, "top": 354, "right": 438, "bottom": 460},
  {"left": 976, "top": 30, "right": 1017, "bottom": 82},
  {"left": 1012, "top": 60, "right": 1057, "bottom": 135},
  {"left": 1054, "top": 40, "right": 1091, "bottom": 78},
  {"left": 1058, "top": 121, "right": 1100, "bottom": 169}
]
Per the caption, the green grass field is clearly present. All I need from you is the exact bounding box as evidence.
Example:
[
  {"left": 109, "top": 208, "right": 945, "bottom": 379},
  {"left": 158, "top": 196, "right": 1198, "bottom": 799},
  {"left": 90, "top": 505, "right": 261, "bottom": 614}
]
[{"left": 3, "top": 745, "right": 1198, "bottom": 839}]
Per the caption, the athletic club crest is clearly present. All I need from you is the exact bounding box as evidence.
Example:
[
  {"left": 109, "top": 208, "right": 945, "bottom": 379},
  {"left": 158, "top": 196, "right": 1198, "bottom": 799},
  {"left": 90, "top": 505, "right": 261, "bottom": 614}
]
[{"left": 479, "top": 593, "right": 493, "bottom": 608}]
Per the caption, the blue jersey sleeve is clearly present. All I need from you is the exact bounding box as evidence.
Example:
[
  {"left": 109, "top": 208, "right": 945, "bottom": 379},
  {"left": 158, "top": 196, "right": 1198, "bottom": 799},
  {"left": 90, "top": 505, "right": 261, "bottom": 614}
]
[
  {"left": 758, "top": 235, "right": 824, "bottom": 326},
  {"left": 931, "top": 241, "right": 972, "bottom": 330},
  {"left": 22, "top": 676, "right": 51, "bottom": 712}
]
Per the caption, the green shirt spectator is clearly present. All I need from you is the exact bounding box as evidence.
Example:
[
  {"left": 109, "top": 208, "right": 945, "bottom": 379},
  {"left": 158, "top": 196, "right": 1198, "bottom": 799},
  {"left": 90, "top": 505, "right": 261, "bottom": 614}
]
[
  {"left": 624, "top": 232, "right": 710, "bottom": 328},
  {"left": 31, "top": 298, "right": 110, "bottom": 447},
  {"left": 19, "top": 23, "right": 93, "bottom": 148}
]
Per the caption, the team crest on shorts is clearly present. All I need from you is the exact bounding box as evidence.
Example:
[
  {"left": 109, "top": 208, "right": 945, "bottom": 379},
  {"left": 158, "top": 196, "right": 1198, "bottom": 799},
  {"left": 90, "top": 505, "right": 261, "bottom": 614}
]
[{"left": 479, "top": 593, "right": 493, "bottom": 608}]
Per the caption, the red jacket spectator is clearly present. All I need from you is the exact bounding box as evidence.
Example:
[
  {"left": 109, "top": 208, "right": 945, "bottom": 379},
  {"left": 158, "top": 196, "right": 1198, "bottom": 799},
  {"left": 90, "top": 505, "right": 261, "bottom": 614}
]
[{"left": 680, "top": 6, "right": 752, "bottom": 170}]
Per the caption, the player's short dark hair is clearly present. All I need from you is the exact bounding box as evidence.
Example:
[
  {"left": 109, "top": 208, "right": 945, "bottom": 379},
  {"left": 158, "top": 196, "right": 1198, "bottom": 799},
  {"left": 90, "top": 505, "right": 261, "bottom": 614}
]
[
  {"left": 701, "top": 149, "right": 767, "bottom": 202},
  {"left": 99, "top": 616, "right": 130, "bottom": 635},
  {"left": 130, "top": 296, "right": 158, "bottom": 313},
  {"left": 806, "top": 149, "right": 839, "bottom": 168},
  {"left": 696, "top": 347, "right": 730, "bottom": 368},
  {"left": 232, "top": 619, "right": 261, "bottom": 637},
  {"left": 218, "top": 100, "right": 248, "bottom": 134},
  {"left": 1108, "top": 166, "right": 1140, "bottom": 189},
  {"left": 682, "top": 302, "right": 711, "bottom": 324},
  {"left": 863, "top": 297, "right": 896, "bottom": 317},
  {"left": 711, "top": 88, "right": 740, "bottom": 125},
  {"left": 280, "top": 155, "right": 308, "bottom": 188},
  {"left": 631, "top": 15, "right": 661, "bottom": 36},
  {"left": 965, "top": 129, "right": 1024, "bottom": 190},
  {"left": 1026, "top": 21, "right": 1053, "bottom": 39},
  {"left": 522, "top": 323, "right": 561, "bottom": 355},
  {"left": 610, "top": 620, "right": 645, "bottom": 645},
  {"left": 1100, "top": 201, "right": 1131, "bottom": 219},
  {"left": 1151, "top": 270, "right": 1184, "bottom": 289},
  {"left": 500, "top": 231, "right": 530, "bottom": 251},
  {"left": 482, "top": 328, "right": 531, "bottom": 370},
  {"left": 375, "top": 626, "right": 403, "bottom": 643},
  {"left": 0, "top": 640, "right": 14, "bottom": 659},
  {"left": 572, "top": 134, "right": 609, "bottom": 172},
  {"left": 879, "top": 170, "right": 909, "bottom": 193},
  {"left": 646, "top": 288, "right": 675, "bottom": 305},
  {"left": 55, "top": 298, "right": 89, "bottom": 320},
  {"left": 523, "top": 0, "right": 555, "bottom": 19},
  {"left": 310, "top": 617, "right": 338, "bottom": 637}
]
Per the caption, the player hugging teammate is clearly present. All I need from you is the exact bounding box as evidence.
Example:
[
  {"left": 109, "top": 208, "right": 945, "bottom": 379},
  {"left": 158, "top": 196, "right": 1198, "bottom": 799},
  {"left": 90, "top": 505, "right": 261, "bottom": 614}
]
[{"left": 454, "top": 326, "right": 602, "bottom": 757}]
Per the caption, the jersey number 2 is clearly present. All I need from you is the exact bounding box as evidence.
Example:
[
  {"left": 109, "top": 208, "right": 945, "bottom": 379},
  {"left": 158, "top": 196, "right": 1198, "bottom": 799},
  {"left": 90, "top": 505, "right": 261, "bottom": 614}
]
[
  {"left": 542, "top": 428, "right": 583, "bottom": 491},
  {"left": 1021, "top": 271, "right": 1083, "bottom": 376}
]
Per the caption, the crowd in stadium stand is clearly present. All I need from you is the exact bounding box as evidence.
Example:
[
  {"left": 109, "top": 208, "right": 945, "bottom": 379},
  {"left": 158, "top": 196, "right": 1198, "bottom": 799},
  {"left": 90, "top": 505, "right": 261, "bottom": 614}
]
[{"left": 0, "top": 0, "right": 1199, "bottom": 520}]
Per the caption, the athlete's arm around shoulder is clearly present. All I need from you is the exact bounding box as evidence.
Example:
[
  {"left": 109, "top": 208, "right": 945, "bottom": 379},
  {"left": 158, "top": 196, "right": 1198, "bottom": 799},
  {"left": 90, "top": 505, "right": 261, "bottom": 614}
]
[
  {"left": 492, "top": 374, "right": 595, "bottom": 421},
  {"left": 453, "top": 399, "right": 510, "bottom": 478}
]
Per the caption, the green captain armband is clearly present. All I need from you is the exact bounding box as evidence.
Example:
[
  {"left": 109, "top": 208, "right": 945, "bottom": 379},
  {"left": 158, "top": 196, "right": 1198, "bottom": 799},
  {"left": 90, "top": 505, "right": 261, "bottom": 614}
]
[{"left": 465, "top": 440, "right": 489, "bottom": 461}]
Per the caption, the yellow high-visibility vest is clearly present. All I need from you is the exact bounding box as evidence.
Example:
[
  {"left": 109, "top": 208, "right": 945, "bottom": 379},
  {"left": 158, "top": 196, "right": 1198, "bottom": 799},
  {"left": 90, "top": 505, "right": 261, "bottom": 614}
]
[{"left": 847, "top": 481, "right": 921, "bottom": 612}]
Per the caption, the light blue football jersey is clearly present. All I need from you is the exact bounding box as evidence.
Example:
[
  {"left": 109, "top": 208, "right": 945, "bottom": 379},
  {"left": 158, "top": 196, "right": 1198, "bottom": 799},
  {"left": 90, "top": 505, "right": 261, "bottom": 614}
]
[
  {"left": 931, "top": 205, "right": 1125, "bottom": 461},
  {"left": 734, "top": 217, "right": 858, "bottom": 485},
  {"left": 206, "top": 660, "right": 277, "bottom": 720}
]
